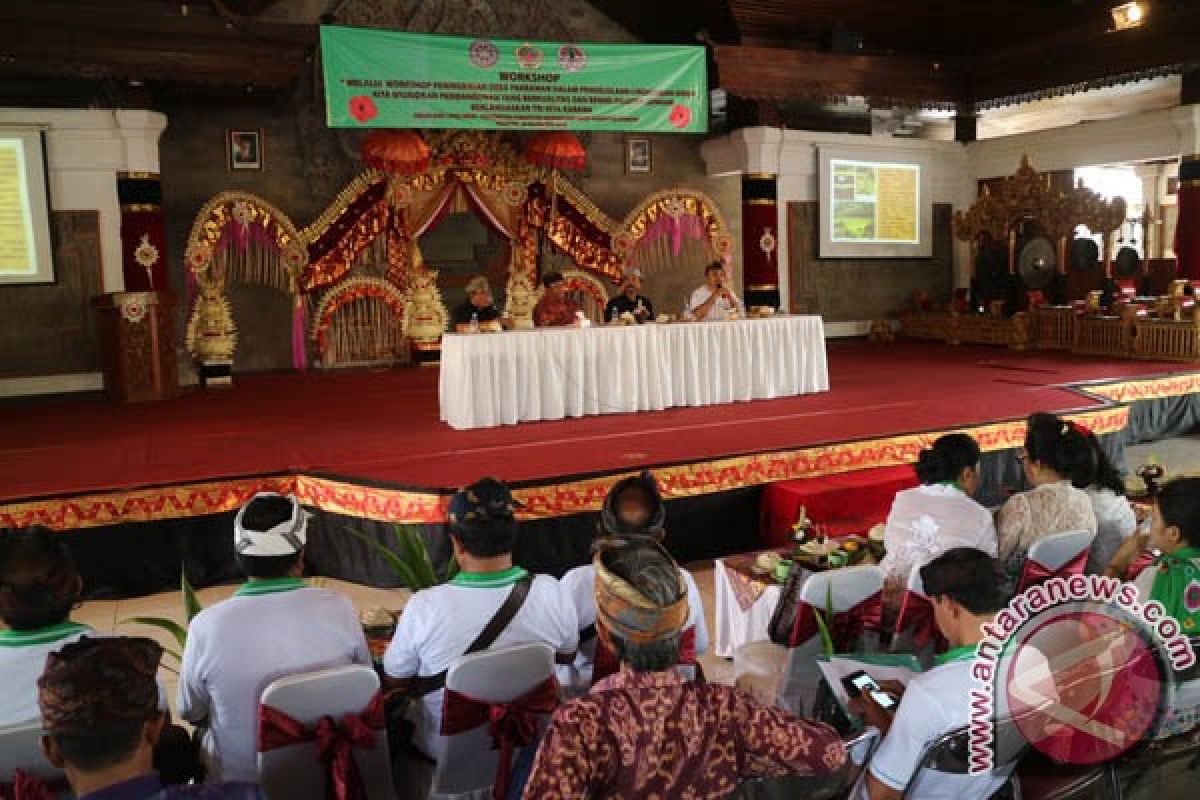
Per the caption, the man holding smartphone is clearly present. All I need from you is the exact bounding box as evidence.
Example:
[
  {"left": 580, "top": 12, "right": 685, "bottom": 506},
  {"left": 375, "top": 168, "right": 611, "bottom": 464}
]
[{"left": 852, "top": 548, "right": 1012, "bottom": 800}]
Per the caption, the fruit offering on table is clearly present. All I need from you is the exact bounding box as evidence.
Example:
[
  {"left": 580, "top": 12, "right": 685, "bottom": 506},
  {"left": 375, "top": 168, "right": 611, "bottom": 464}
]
[
  {"left": 792, "top": 534, "right": 884, "bottom": 568},
  {"left": 791, "top": 507, "right": 814, "bottom": 542}
]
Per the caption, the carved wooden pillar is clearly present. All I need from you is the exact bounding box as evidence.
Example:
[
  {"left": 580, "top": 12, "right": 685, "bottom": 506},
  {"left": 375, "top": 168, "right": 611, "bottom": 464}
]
[{"left": 93, "top": 291, "right": 178, "bottom": 402}]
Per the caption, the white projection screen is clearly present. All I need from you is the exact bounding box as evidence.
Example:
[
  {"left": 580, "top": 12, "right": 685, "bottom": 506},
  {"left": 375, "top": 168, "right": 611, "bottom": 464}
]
[
  {"left": 817, "top": 146, "right": 933, "bottom": 259},
  {"left": 0, "top": 128, "right": 55, "bottom": 285}
]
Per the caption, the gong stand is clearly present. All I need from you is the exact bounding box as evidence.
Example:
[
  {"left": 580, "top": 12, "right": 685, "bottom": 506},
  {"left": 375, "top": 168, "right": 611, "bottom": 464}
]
[{"left": 954, "top": 155, "right": 1127, "bottom": 282}]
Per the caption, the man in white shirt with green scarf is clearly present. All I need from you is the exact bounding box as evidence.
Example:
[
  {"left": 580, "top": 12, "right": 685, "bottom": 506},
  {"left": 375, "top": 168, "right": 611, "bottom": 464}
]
[{"left": 178, "top": 493, "right": 371, "bottom": 782}]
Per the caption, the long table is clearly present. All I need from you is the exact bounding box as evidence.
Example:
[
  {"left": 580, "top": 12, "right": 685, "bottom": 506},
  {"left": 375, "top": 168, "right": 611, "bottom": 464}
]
[{"left": 439, "top": 315, "right": 828, "bottom": 430}]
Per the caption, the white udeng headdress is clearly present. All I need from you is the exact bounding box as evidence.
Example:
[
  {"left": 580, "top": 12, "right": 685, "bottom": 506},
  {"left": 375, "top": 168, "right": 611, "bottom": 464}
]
[{"left": 234, "top": 493, "right": 309, "bottom": 556}]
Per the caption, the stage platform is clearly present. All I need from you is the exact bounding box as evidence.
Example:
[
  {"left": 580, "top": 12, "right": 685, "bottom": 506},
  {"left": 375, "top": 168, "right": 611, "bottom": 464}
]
[{"left": 4, "top": 340, "right": 1199, "bottom": 532}]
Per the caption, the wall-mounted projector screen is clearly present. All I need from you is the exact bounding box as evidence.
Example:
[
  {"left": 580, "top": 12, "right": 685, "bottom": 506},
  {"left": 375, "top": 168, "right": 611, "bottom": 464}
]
[
  {"left": 817, "top": 146, "right": 933, "bottom": 258},
  {"left": 0, "top": 129, "right": 55, "bottom": 285}
]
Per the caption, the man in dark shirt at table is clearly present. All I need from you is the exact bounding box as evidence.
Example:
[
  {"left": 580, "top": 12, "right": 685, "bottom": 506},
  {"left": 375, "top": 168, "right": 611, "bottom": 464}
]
[
  {"left": 603, "top": 269, "right": 655, "bottom": 324},
  {"left": 451, "top": 275, "right": 506, "bottom": 332}
]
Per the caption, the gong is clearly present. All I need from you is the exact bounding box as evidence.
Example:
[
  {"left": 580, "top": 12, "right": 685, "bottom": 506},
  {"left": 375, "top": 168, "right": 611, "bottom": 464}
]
[
  {"left": 1018, "top": 235, "right": 1058, "bottom": 290},
  {"left": 1070, "top": 237, "right": 1099, "bottom": 272}
]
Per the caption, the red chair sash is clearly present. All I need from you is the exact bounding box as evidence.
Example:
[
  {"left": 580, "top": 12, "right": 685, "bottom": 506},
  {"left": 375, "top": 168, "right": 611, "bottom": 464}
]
[
  {"left": 441, "top": 677, "right": 560, "bottom": 800},
  {"left": 893, "top": 591, "right": 947, "bottom": 652},
  {"left": 1126, "top": 550, "right": 1155, "bottom": 582},
  {"left": 258, "top": 692, "right": 385, "bottom": 800},
  {"left": 789, "top": 591, "right": 882, "bottom": 650},
  {"left": 591, "top": 626, "right": 697, "bottom": 686},
  {"left": 1016, "top": 548, "right": 1089, "bottom": 593},
  {"left": 0, "top": 771, "right": 64, "bottom": 800}
]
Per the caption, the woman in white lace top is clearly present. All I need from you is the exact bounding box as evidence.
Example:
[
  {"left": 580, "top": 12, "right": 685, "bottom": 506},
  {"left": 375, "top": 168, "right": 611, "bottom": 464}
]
[
  {"left": 879, "top": 434, "right": 997, "bottom": 589},
  {"left": 997, "top": 413, "right": 1098, "bottom": 578}
]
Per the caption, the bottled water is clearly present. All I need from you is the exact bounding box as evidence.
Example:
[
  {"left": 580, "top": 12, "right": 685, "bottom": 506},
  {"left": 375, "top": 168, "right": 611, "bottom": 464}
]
[
  {"left": 610, "top": 305, "right": 620, "bottom": 325},
  {"left": 469, "top": 312, "right": 480, "bottom": 333}
]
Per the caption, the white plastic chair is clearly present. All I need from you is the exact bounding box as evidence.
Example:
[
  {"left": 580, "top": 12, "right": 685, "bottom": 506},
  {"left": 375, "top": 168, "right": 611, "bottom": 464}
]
[
  {"left": 257, "top": 665, "right": 395, "bottom": 800},
  {"left": 1018, "top": 530, "right": 1094, "bottom": 592},
  {"left": 778, "top": 566, "right": 885, "bottom": 716},
  {"left": 430, "top": 642, "right": 556, "bottom": 800},
  {"left": 0, "top": 721, "right": 67, "bottom": 798},
  {"left": 891, "top": 561, "right": 939, "bottom": 669}
]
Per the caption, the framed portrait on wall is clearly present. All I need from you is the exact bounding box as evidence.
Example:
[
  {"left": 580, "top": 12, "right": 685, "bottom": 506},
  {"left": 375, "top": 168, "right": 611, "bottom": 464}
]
[
  {"left": 626, "top": 137, "right": 651, "bottom": 174},
  {"left": 228, "top": 129, "right": 263, "bottom": 171}
]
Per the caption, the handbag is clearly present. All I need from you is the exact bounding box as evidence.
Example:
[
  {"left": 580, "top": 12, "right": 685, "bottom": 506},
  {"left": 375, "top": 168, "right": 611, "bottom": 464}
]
[{"left": 767, "top": 565, "right": 807, "bottom": 646}]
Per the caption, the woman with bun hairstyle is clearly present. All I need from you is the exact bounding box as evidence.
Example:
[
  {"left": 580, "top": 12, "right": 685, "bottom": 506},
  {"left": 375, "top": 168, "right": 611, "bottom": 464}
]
[
  {"left": 878, "top": 433, "right": 997, "bottom": 588},
  {"left": 997, "top": 413, "right": 1098, "bottom": 578}
]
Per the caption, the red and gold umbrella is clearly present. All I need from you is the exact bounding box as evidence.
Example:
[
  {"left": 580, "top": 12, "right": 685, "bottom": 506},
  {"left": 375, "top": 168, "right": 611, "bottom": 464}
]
[
  {"left": 523, "top": 131, "right": 587, "bottom": 171},
  {"left": 359, "top": 130, "right": 431, "bottom": 175}
]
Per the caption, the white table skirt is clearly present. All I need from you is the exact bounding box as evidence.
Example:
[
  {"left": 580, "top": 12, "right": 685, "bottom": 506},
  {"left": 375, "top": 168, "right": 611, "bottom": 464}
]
[
  {"left": 439, "top": 316, "right": 828, "bottom": 430},
  {"left": 713, "top": 558, "right": 785, "bottom": 659}
]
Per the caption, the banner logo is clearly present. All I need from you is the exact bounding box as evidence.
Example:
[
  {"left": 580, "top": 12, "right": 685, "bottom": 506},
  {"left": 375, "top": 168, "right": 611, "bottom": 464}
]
[
  {"left": 469, "top": 40, "right": 499, "bottom": 69},
  {"left": 558, "top": 44, "right": 587, "bottom": 72},
  {"left": 515, "top": 43, "right": 543, "bottom": 70}
]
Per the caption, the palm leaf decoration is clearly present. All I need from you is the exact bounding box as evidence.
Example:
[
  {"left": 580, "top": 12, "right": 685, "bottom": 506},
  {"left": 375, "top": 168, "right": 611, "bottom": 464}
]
[
  {"left": 812, "top": 582, "right": 836, "bottom": 658},
  {"left": 344, "top": 524, "right": 455, "bottom": 590},
  {"left": 121, "top": 567, "right": 205, "bottom": 669}
]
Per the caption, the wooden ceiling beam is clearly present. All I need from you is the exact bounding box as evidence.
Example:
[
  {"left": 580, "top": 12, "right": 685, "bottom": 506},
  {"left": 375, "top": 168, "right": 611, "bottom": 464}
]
[
  {"left": 713, "top": 44, "right": 965, "bottom": 105},
  {"left": 964, "top": 11, "right": 1200, "bottom": 102}
]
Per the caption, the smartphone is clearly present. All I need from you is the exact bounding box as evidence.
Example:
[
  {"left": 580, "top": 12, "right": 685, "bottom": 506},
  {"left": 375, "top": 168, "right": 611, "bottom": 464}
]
[
  {"left": 841, "top": 670, "right": 879, "bottom": 698},
  {"left": 868, "top": 688, "right": 898, "bottom": 711}
]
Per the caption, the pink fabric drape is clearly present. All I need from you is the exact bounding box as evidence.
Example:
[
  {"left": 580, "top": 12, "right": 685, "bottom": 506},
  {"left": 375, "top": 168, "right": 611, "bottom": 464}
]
[
  {"left": 789, "top": 591, "right": 883, "bottom": 650},
  {"left": 292, "top": 297, "right": 308, "bottom": 371},
  {"left": 1015, "top": 549, "right": 1090, "bottom": 593}
]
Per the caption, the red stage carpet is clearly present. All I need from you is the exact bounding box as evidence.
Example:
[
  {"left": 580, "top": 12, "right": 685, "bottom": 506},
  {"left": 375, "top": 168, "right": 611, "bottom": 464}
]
[{"left": 2, "top": 340, "right": 1196, "bottom": 526}]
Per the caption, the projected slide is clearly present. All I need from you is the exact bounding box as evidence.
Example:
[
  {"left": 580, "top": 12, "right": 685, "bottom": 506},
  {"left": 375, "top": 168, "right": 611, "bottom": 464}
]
[
  {"left": 830, "top": 159, "right": 919, "bottom": 244},
  {"left": 0, "top": 131, "right": 54, "bottom": 285}
]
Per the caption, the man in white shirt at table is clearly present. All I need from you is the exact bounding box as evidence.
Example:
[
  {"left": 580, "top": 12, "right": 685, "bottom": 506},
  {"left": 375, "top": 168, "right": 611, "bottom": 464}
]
[{"left": 687, "top": 261, "right": 744, "bottom": 321}]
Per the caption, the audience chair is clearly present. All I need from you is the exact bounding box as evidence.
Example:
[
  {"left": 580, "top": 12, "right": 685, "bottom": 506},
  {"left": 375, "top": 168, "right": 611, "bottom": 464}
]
[
  {"left": 899, "top": 720, "right": 1025, "bottom": 800},
  {"left": 891, "top": 561, "right": 943, "bottom": 669},
  {"left": 431, "top": 642, "right": 558, "bottom": 800},
  {"left": 777, "top": 566, "right": 884, "bottom": 715},
  {"left": 0, "top": 721, "right": 67, "bottom": 797},
  {"left": 257, "top": 665, "right": 395, "bottom": 800},
  {"left": 1016, "top": 530, "right": 1094, "bottom": 593}
]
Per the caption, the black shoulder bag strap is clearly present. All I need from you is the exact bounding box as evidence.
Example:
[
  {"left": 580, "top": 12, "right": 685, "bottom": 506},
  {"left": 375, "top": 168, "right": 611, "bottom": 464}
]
[{"left": 413, "top": 574, "right": 534, "bottom": 696}]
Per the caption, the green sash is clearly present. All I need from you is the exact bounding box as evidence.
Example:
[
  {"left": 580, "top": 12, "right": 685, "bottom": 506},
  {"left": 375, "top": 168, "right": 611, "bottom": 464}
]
[{"left": 1149, "top": 546, "right": 1200, "bottom": 633}]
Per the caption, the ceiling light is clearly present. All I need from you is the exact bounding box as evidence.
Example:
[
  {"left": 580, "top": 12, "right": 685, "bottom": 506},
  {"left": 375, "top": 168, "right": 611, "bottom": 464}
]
[{"left": 1111, "top": 2, "right": 1147, "bottom": 30}]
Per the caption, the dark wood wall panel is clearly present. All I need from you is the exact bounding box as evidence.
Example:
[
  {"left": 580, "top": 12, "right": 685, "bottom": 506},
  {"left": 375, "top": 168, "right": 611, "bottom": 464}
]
[
  {"left": 0, "top": 212, "right": 103, "bottom": 378},
  {"left": 788, "top": 202, "right": 953, "bottom": 322}
]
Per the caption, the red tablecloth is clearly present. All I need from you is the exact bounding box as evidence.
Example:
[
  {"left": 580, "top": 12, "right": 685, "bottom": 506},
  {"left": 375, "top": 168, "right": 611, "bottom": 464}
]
[{"left": 760, "top": 466, "right": 919, "bottom": 548}]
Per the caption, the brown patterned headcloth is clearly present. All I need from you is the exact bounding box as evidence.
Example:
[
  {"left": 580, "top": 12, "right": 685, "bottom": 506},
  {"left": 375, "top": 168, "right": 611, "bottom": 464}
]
[
  {"left": 38, "top": 636, "right": 163, "bottom": 734},
  {"left": 593, "top": 537, "right": 688, "bottom": 645}
]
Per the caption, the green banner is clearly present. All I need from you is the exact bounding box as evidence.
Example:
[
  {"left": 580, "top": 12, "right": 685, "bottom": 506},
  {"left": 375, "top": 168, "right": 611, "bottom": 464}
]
[{"left": 320, "top": 26, "right": 708, "bottom": 133}]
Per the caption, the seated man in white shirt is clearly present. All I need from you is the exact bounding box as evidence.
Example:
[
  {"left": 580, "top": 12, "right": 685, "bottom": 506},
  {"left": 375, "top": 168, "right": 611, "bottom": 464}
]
[
  {"left": 559, "top": 471, "right": 708, "bottom": 687},
  {"left": 178, "top": 493, "right": 372, "bottom": 782},
  {"left": 854, "top": 548, "right": 1014, "bottom": 800},
  {"left": 686, "top": 261, "right": 744, "bottom": 321},
  {"left": 383, "top": 478, "right": 578, "bottom": 761}
]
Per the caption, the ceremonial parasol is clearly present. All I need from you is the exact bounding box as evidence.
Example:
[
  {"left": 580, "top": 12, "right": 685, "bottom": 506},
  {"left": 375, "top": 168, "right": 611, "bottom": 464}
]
[
  {"left": 359, "top": 130, "right": 431, "bottom": 175},
  {"left": 523, "top": 131, "right": 587, "bottom": 171}
]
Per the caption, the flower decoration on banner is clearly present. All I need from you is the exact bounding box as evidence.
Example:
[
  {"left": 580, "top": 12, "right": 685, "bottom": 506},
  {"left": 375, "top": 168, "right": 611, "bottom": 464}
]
[
  {"left": 759, "top": 227, "right": 777, "bottom": 262},
  {"left": 669, "top": 104, "right": 692, "bottom": 129},
  {"left": 231, "top": 200, "right": 253, "bottom": 228},
  {"left": 349, "top": 96, "right": 378, "bottom": 124},
  {"left": 360, "top": 130, "right": 431, "bottom": 175},
  {"left": 1185, "top": 581, "right": 1200, "bottom": 615},
  {"left": 523, "top": 131, "right": 587, "bottom": 171},
  {"left": 134, "top": 233, "right": 160, "bottom": 269},
  {"left": 502, "top": 182, "right": 527, "bottom": 208}
]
